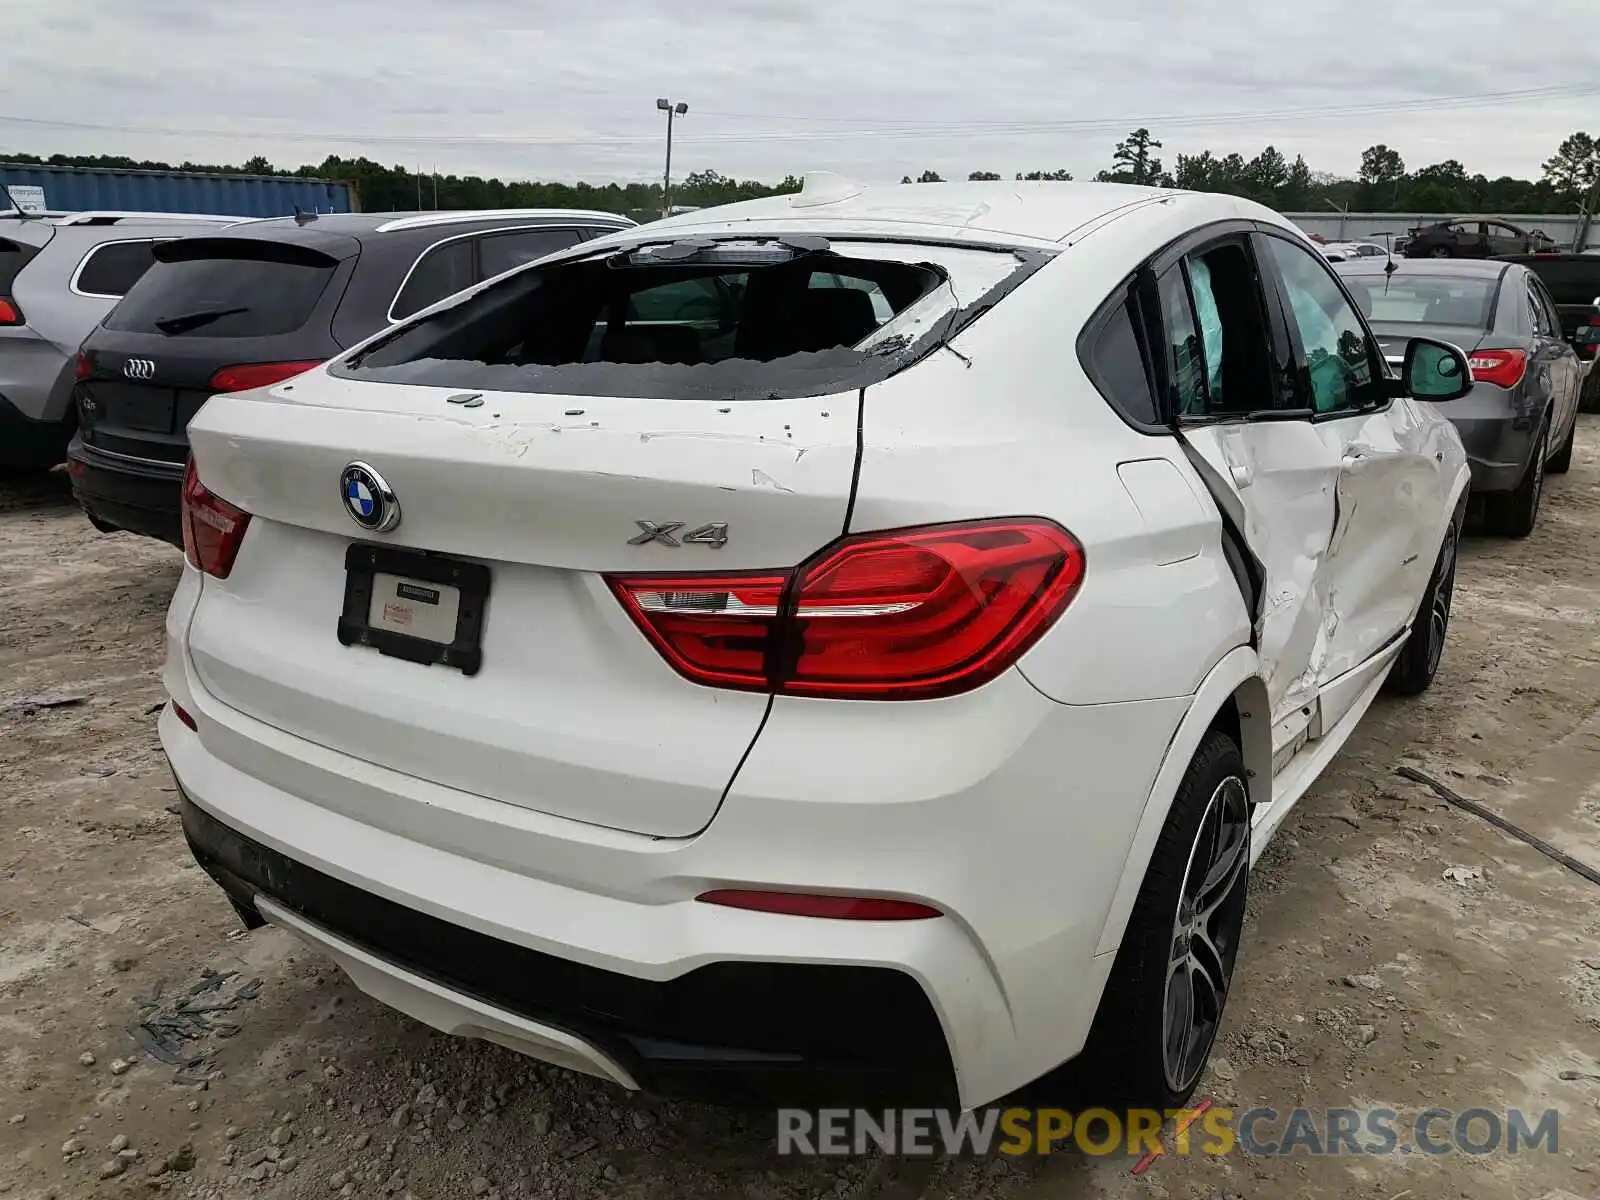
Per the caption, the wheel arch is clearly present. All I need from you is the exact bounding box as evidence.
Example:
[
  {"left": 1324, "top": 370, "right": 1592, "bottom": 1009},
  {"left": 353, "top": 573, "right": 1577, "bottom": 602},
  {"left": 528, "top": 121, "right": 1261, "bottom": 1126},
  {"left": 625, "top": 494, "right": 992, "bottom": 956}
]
[{"left": 1093, "top": 646, "right": 1269, "bottom": 958}]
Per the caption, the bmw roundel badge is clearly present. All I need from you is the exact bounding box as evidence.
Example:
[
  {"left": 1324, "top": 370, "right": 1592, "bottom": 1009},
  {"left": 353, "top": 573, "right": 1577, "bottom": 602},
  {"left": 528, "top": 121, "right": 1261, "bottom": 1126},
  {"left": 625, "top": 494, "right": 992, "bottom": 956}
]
[{"left": 340, "top": 461, "right": 400, "bottom": 533}]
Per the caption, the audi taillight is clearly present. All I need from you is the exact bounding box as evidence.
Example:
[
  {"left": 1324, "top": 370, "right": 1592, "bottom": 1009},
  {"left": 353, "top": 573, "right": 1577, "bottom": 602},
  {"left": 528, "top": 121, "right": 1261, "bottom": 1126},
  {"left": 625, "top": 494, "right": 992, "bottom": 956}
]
[
  {"left": 75, "top": 350, "right": 92, "bottom": 380},
  {"left": 608, "top": 519, "right": 1085, "bottom": 701},
  {"left": 208, "top": 360, "right": 322, "bottom": 393},
  {"left": 1467, "top": 348, "right": 1527, "bottom": 389},
  {"left": 0, "top": 297, "right": 22, "bottom": 326},
  {"left": 181, "top": 459, "right": 251, "bottom": 579}
]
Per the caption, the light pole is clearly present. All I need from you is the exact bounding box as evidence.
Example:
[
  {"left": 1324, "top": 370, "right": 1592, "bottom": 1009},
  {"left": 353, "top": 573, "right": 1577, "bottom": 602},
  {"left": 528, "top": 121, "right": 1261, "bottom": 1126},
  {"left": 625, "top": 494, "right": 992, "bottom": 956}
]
[{"left": 657, "top": 97, "right": 688, "bottom": 218}]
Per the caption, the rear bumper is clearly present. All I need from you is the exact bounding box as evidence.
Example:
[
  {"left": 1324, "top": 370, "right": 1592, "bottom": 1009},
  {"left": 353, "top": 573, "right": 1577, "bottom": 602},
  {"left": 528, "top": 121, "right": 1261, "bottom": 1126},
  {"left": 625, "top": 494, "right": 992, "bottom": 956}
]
[
  {"left": 66, "top": 433, "right": 184, "bottom": 545},
  {"left": 1441, "top": 400, "right": 1538, "bottom": 494},
  {"left": 180, "top": 792, "right": 955, "bottom": 1105},
  {"left": 160, "top": 565, "right": 1194, "bottom": 1108},
  {"left": 0, "top": 391, "right": 72, "bottom": 470}
]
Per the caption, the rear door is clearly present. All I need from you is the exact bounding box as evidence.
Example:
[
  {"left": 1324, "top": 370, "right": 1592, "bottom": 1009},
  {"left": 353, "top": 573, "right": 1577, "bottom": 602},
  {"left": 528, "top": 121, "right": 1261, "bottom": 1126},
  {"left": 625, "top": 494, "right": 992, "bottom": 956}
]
[
  {"left": 1526, "top": 273, "right": 1581, "bottom": 438},
  {"left": 80, "top": 235, "right": 350, "bottom": 465},
  {"left": 1149, "top": 229, "right": 1342, "bottom": 760}
]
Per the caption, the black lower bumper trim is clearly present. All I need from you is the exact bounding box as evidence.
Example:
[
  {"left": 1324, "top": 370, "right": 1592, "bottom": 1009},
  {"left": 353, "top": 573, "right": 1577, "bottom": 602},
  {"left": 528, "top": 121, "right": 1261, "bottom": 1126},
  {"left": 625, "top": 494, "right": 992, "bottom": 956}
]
[
  {"left": 66, "top": 436, "right": 183, "bottom": 547},
  {"left": 177, "top": 791, "right": 958, "bottom": 1106}
]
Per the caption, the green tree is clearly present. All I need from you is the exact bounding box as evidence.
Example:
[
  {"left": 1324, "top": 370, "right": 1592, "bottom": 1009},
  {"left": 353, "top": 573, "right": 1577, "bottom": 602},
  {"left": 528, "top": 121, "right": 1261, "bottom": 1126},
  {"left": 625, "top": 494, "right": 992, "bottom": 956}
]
[
  {"left": 1015, "top": 169, "right": 1073, "bottom": 181},
  {"left": 916, "top": 169, "right": 945, "bottom": 183},
  {"left": 1357, "top": 144, "right": 1406, "bottom": 208},
  {"left": 1099, "top": 128, "right": 1166, "bottom": 185},
  {"left": 1541, "top": 132, "right": 1599, "bottom": 198},
  {"left": 967, "top": 170, "right": 1002, "bottom": 181}
]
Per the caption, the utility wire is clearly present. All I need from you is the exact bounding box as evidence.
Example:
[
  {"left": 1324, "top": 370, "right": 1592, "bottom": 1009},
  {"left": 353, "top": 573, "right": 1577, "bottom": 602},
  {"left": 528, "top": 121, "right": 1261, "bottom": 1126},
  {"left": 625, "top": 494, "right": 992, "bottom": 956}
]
[{"left": 2, "top": 83, "right": 1596, "bottom": 149}]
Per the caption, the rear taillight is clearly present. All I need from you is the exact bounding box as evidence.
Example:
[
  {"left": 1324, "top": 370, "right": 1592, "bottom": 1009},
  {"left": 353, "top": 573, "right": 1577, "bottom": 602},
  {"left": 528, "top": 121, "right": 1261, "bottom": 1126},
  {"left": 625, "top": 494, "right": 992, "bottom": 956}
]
[
  {"left": 208, "top": 360, "right": 322, "bottom": 393},
  {"left": 608, "top": 518, "right": 1085, "bottom": 700},
  {"left": 171, "top": 701, "right": 198, "bottom": 731},
  {"left": 0, "top": 297, "right": 22, "bottom": 326},
  {"left": 75, "top": 350, "right": 92, "bottom": 380},
  {"left": 181, "top": 459, "right": 251, "bottom": 579},
  {"left": 1467, "top": 348, "right": 1527, "bottom": 389}
]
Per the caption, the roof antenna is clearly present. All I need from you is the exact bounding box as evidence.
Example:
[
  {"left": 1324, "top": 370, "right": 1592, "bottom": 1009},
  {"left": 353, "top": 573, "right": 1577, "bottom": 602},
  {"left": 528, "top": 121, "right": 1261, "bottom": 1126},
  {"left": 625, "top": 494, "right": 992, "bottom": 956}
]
[
  {"left": 293, "top": 205, "right": 317, "bottom": 226},
  {"left": 1383, "top": 231, "right": 1397, "bottom": 278}
]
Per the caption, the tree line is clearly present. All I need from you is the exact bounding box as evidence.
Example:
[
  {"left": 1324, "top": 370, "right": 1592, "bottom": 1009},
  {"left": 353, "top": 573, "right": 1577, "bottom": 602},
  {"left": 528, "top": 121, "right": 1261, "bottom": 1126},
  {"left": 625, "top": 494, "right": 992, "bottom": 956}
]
[{"left": 5, "top": 129, "right": 1597, "bottom": 217}]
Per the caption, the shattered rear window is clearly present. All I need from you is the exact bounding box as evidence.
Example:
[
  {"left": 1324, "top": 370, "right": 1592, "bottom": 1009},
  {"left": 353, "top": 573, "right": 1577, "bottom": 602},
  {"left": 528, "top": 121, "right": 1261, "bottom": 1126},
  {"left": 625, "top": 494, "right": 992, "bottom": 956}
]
[{"left": 334, "top": 238, "right": 1040, "bottom": 400}]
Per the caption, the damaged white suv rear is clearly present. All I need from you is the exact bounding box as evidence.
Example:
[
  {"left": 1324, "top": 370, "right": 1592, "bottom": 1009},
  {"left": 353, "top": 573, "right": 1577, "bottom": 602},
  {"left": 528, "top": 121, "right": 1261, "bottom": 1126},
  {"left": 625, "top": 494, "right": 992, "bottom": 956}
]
[{"left": 161, "top": 177, "right": 1472, "bottom": 1111}]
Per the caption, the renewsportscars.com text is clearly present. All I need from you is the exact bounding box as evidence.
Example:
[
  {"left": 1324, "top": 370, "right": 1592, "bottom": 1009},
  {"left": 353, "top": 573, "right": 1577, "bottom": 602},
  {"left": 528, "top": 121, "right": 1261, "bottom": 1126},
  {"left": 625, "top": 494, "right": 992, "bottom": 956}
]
[{"left": 777, "top": 1106, "right": 1559, "bottom": 1158}]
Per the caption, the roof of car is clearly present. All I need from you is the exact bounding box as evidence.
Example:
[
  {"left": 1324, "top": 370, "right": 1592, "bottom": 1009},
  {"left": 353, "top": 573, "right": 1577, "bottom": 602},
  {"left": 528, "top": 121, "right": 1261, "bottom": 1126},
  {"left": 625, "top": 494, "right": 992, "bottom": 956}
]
[
  {"left": 628, "top": 176, "right": 1188, "bottom": 246},
  {"left": 1335, "top": 257, "right": 1512, "bottom": 278},
  {"left": 223, "top": 209, "right": 636, "bottom": 236}
]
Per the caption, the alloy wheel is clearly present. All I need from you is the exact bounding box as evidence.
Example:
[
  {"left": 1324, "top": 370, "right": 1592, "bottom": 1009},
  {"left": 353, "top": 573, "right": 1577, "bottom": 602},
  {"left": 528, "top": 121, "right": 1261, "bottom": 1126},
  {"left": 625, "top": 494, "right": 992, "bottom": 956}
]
[{"left": 1161, "top": 776, "right": 1251, "bottom": 1094}]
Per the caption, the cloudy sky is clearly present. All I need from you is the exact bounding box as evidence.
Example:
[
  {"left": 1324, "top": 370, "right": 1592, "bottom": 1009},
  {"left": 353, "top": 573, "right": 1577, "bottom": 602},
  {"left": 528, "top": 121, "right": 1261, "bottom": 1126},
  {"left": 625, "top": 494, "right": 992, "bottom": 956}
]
[{"left": 2, "top": 0, "right": 1597, "bottom": 187}]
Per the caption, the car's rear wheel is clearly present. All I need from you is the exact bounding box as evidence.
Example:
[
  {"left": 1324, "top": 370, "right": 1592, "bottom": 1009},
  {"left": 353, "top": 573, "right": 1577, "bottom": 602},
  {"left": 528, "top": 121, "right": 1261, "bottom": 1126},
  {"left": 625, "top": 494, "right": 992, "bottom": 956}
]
[
  {"left": 1387, "top": 520, "right": 1457, "bottom": 695},
  {"left": 1049, "top": 730, "right": 1250, "bottom": 1110},
  {"left": 1485, "top": 423, "right": 1547, "bottom": 538},
  {"left": 1429, "top": 245, "right": 1452, "bottom": 258},
  {"left": 1549, "top": 415, "right": 1575, "bottom": 474}
]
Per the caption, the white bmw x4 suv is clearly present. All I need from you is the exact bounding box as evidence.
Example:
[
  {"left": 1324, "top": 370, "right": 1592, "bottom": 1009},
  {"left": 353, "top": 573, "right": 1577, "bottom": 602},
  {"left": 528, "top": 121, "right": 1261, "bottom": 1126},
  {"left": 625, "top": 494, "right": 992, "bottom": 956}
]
[{"left": 161, "top": 177, "right": 1472, "bottom": 1111}]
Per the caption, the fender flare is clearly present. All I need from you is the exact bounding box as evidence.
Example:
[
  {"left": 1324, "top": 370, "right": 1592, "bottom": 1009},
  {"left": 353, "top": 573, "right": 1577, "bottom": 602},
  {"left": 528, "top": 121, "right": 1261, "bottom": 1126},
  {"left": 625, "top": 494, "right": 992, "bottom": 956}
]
[{"left": 1092, "top": 645, "right": 1270, "bottom": 957}]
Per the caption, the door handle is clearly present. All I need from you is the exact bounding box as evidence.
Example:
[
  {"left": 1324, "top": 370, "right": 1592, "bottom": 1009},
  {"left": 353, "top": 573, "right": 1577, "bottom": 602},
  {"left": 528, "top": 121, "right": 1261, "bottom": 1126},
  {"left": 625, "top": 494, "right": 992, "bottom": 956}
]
[
  {"left": 1341, "top": 452, "right": 1369, "bottom": 470},
  {"left": 1229, "top": 463, "right": 1254, "bottom": 489}
]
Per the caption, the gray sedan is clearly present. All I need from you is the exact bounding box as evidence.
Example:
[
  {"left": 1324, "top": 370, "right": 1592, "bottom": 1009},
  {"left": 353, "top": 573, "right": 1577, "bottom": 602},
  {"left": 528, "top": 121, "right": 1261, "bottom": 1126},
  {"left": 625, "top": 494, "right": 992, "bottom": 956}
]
[{"left": 1336, "top": 258, "right": 1583, "bottom": 537}]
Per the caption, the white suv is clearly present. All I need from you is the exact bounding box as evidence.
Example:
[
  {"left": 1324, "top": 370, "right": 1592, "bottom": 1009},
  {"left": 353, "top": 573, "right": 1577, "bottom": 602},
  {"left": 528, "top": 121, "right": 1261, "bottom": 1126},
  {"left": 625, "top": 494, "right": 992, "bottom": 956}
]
[{"left": 161, "top": 177, "right": 1472, "bottom": 1110}]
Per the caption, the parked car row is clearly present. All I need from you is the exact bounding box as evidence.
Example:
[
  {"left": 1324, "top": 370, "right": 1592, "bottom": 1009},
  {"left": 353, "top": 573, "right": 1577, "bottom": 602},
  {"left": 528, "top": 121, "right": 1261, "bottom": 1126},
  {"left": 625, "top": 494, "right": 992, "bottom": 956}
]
[{"left": 7, "top": 177, "right": 1590, "bottom": 1113}]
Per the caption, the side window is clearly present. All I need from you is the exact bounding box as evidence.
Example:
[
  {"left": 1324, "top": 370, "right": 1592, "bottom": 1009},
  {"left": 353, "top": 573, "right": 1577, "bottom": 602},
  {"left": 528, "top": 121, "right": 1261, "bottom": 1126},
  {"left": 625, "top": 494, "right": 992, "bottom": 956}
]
[
  {"left": 625, "top": 277, "right": 732, "bottom": 323},
  {"left": 1525, "top": 283, "right": 1552, "bottom": 336},
  {"left": 75, "top": 240, "right": 161, "bottom": 298},
  {"left": 1530, "top": 279, "right": 1561, "bottom": 337},
  {"left": 1263, "top": 237, "right": 1382, "bottom": 414},
  {"left": 1083, "top": 296, "right": 1158, "bottom": 426},
  {"left": 391, "top": 240, "right": 475, "bottom": 321},
  {"left": 1156, "top": 267, "right": 1208, "bottom": 416},
  {"left": 477, "top": 228, "right": 582, "bottom": 280},
  {"left": 1171, "top": 240, "right": 1278, "bottom": 417}
]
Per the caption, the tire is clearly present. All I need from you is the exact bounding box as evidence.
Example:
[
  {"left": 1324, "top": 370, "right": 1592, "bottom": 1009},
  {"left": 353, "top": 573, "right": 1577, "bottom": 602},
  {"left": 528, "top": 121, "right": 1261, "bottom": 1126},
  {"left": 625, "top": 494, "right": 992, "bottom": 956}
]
[
  {"left": 1429, "top": 245, "right": 1452, "bottom": 258},
  {"left": 1387, "top": 520, "right": 1457, "bottom": 696},
  {"left": 1581, "top": 369, "right": 1600, "bottom": 415},
  {"left": 1045, "top": 731, "right": 1251, "bottom": 1110},
  {"left": 1548, "top": 414, "right": 1575, "bottom": 474},
  {"left": 1484, "top": 422, "right": 1547, "bottom": 538}
]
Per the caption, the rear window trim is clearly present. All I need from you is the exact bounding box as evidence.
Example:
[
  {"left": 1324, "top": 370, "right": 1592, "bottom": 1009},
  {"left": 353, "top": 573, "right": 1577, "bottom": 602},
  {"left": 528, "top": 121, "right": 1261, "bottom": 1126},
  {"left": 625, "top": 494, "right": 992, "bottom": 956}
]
[
  {"left": 385, "top": 223, "right": 592, "bottom": 325},
  {"left": 69, "top": 237, "right": 175, "bottom": 300},
  {"left": 336, "top": 235, "right": 1057, "bottom": 401}
]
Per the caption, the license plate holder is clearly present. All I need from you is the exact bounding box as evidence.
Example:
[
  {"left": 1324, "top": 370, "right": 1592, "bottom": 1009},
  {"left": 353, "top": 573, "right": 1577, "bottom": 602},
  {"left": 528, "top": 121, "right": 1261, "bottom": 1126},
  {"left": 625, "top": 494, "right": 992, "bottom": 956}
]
[{"left": 337, "top": 544, "right": 489, "bottom": 675}]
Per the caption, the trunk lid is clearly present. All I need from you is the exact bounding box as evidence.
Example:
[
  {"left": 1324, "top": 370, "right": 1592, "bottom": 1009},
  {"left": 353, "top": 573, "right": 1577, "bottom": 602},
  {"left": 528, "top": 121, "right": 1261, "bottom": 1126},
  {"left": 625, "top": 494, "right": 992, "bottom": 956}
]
[
  {"left": 1366, "top": 320, "right": 1488, "bottom": 368},
  {"left": 183, "top": 376, "right": 862, "bottom": 838},
  {"left": 179, "top": 231, "right": 1037, "bottom": 838}
]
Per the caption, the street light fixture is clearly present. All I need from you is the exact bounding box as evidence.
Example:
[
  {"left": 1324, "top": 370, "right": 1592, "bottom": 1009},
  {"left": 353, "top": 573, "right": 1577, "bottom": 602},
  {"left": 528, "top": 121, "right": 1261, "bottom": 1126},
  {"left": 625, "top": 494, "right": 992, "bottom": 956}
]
[{"left": 657, "top": 97, "right": 688, "bottom": 218}]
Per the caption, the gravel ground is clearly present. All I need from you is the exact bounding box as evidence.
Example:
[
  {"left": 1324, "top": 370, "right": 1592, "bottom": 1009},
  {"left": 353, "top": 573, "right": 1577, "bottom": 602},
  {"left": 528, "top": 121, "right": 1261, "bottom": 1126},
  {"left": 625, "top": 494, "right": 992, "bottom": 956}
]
[{"left": 3, "top": 423, "right": 1600, "bottom": 1200}]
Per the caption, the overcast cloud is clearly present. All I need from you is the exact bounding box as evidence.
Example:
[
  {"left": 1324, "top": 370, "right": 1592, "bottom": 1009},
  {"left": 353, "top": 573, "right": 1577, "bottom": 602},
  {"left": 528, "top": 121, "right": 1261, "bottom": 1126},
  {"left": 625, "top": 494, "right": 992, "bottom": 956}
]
[{"left": 2, "top": 0, "right": 1597, "bottom": 186}]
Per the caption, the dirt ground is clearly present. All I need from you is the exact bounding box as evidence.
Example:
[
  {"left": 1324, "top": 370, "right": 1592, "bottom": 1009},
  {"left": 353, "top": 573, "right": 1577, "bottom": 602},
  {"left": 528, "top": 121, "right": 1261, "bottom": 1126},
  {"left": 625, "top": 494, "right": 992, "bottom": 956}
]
[{"left": 3, "top": 424, "right": 1600, "bottom": 1200}]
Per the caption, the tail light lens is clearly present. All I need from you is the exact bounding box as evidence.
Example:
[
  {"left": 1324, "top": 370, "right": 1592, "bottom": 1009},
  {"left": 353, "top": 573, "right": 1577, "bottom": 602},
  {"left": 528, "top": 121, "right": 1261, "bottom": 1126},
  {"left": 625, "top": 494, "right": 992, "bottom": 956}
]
[
  {"left": 209, "top": 360, "right": 322, "bottom": 393},
  {"left": 1467, "top": 348, "right": 1527, "bottom": 389},
  {"left": 75, "top": 350, "right": 92, "bottom": 380},
  {"left": 608, "top": 518, "right": 1085, "bottom": 700},
  {"left": 0, "top": 297, "right": 22, "bottom": 326},
  {"left": 181, "top": 459, "right": 252, "bottom": 579}
]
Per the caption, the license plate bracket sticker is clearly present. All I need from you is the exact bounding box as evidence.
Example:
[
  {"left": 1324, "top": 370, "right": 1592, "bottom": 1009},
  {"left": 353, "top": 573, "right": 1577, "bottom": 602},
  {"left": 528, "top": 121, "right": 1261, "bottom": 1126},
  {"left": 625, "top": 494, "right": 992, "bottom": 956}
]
[{"left": 337, "top": 543, "right": 490, "bottom": 675}]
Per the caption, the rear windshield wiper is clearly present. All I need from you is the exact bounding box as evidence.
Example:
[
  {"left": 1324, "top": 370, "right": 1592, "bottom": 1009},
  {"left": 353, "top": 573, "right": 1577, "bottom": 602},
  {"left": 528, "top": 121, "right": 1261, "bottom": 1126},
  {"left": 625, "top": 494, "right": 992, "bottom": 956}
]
[{"left": 154, "top": 306, "right": 249, "bottom": 335}]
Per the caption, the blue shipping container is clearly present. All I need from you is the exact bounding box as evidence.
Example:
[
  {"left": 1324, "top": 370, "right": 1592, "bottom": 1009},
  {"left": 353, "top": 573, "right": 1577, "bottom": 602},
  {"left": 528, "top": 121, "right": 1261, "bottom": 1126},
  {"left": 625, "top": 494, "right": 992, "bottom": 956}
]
[{"left": 0, "top": 163, "right": 356, "bottom": 217}]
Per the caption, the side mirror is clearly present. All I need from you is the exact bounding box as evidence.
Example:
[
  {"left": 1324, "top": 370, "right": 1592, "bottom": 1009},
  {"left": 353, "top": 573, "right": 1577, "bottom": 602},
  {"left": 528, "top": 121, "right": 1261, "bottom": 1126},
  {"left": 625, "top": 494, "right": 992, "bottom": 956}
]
[{"left": 1402, "top": 337, "right": 1473, "bottom": 402}]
